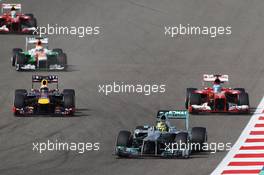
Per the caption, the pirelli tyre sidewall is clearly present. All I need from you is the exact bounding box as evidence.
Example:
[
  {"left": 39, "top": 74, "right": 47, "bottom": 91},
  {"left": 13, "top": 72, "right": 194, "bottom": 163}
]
[
  {"left": 14, "top": 90, "right": 27, "bottom": 116},
  {"left": 0, "top": 18, "right": 4, "bottom": 27},
  {"left": 25, "top": 14, "right": 34, "bottom": 19},
  {"left": 52, "top": 48, "right": 63, "bottom": 55},
  {"left": 191, "top": 127, "right": 207, "bottom": 152},
  {"left": 15, "top": 53, "right": 27, "bottom": 71},
  {"left": 57, "top": 53, "right": 67, "bottom": 69},
  {"left": 63, "top": 89, "right": 75, "bottom": 115},
  {"left": 116, "top": 130, "right": 132, "bottom": 147},
  {"left": 234, "top": 88, "right": 246, "bottom": 93},
  {"left": 238, "top": 92, "right": 249, "bottom": 106},
  {"left": 63, "top": 89, "right": 75, "bottom": 107},
  {"left": 29, "top": 18, "right": 37, "bottom": 28},
  {"left": 12, "top": 48, "right": 23, "bottom": 67},
  {"left": 189, "top": 93, "right": 202, "bottom": 113},
  {"left": 185, "top": 88, "right": 197, "bottom": 109}
]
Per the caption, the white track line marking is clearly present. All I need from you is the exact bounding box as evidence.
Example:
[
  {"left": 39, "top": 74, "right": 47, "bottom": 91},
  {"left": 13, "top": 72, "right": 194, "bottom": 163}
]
[{"left": 211, "top": 96, "right": 264, "bottom": 175}]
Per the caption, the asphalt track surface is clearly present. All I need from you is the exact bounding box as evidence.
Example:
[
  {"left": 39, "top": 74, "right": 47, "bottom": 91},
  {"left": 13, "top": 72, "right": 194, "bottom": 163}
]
[{"left": 0, "top": 0, "right": 264, "bottom": 175}]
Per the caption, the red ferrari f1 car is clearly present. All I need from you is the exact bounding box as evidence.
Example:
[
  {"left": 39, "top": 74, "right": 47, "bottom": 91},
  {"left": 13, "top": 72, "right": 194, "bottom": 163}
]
[
  {"left": 185, "top": 74, "right": 250, "bottom": 114},
  {"left": 0, "top": 4, "right": 37, "bottom": 34}
]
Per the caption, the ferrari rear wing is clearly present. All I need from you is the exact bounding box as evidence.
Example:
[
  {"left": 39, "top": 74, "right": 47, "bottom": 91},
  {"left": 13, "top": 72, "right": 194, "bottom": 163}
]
[
  {"left": 203, "top": 74, "right": 229, "bottom": 82},
  {"left": 1, "top": 4, "right": 21, "bottom": 13},
  {"left": 157, "top": 110, "right": 189, "bottom": 130}
]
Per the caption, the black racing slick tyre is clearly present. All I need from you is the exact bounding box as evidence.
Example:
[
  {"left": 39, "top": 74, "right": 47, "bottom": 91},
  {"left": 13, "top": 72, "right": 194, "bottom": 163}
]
[
  {"left": 29, "top": 18, "right": 37, "bottom": 28},
  {"left": 238, "top": 92, "right": 249, "bottom": 106},
  {"left": 25, "top": 14, "right": 34, "bottom": 19},
  {"left": 0, "top": 19, "right": 4, "bottom": 27},
  {"left": 185, "top": 88, "right": 197, "bottom": 109},
  {"left": 57, "top": 53, "right": 67, "bottom": 69},
  {"left": 14, "top": 93, "right": 25, "bottom": 109},
  {"left": 12, "top": 48, "right": 23, "bottom": 66},
  {"left": 116, "top": 130, "right": 132, "bottom": 147},
  {"left": 190, "top": 93, "right": 202, "bottom": 105},
  {"left": 15, "top": 89, "right": 27, "bottom": 96},
  {"left": 63, "top": 91, "right": 75, "bottom": 109},
  {"left": 52, "top": 48, "right": 63, "bottom": 55},
  {"left": 15, "top": 53, "right": 27, "bottom": 71},
  {"left": 234, "top": 88, "right": 245, "bottom": 93},
  {"left": 14, "top": 89, "right": 27, "bottom": 115},
  {"left": 191, "top": 127, "right": 207, "bottom": 152},
  {"left": 63, "top": 89, "right": 75, "bottom": 96}
]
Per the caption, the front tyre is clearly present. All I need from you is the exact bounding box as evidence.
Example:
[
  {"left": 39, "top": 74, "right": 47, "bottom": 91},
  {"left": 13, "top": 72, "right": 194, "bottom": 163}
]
[
  {"left": 185, "top": 88, "right": 197, "bottom": 109},
  {"left": 12, "top": 48, "right": 23, "bottom": 66},
  {"left": 191, "top": 127, "right": 207, "bottom": 152},
  {"left": 116, "top": 130, "right": 132, "bottom": 157},
  {"left": 14, "top": 93, "right": 26, "bottom": 116},
  {"left": 57, "top": 53, "right": 67, "bottom": 70}
]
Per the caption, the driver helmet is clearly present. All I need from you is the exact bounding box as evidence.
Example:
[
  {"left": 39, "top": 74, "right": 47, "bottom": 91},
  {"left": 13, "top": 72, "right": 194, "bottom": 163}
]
[
  {"left": 156, "top": 115, "right": 168, "bottom": 132},
  {"left": 40, "top": 79, "right": 48, "bottom": 92},
  {"left": 10, "top": 7, "right": 16, "bottom": 18},
  {"left": 213, "top": 78, "right": 221, "bottom": 93},
  {"left": 35, "top": 40, "right": 44, "bottom": 52}
]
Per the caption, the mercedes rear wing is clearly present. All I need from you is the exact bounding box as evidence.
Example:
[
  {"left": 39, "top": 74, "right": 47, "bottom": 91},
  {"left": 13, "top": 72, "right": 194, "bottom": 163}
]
[{"left": 157, "top": 110, "right": 189, "bottom": 130}]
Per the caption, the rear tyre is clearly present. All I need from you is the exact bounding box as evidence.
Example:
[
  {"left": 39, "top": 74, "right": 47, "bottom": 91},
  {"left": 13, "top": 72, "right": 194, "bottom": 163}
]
[
  {"left": 238, "top": 92, "right": 249, "bottom": 106},
  {"left": 14, "top": 94, "right": 25, "bottom": 116},
  {"left": 63, "top": 89, "right": 75, "bottom": 96},
  {"left": 15, "top": 53, "right": 27, "bottom": 71},
  {"left": 29, "top": 18, "right": 37, "bottom": 28},
  {"left": 0, "top": 19, "right": 4, "bottom": 27},
  {"left": 185, "top": 88, "right": 197, "bottom": 109},
  {"left": 12, "top": 48, "right": 23, "bottom": 66},
  {"left": 64, "top": 93, "right": 75, "bottom": 108},
  {"left": 57, "top": 53, "right": 67, "bottom": 70},
  {"left": 63, "top": 90, "right": 75, "bottom": 113},
  {"left": 190, "top": 93, "right": 202, "bottom": 105},
  {"left": 234, "top": 88, "right": 245, "bottom": 93},
  {"left": 24, "top": 14, "right": 37, "bottom": 28},
  {"left": 191, "top": 127, "right": 207, "bottom": 152},
  {"left": 189, "top": 93, "right": 202, "bottom": 114},
  {"left": 15, "top": 89, "right": 27, "bottom": 96},
  {"left": 25, "top": 14, "right": 34, "bottom": 19},
  {"left": 52, "top": 48, "right": 63, "bottom": 55}
]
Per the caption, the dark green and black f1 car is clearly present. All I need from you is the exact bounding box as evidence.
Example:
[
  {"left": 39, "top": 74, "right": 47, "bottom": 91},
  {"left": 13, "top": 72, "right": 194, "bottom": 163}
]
[{"left": 11, "top": 37, "right": 67, "bottom": 71}]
